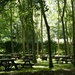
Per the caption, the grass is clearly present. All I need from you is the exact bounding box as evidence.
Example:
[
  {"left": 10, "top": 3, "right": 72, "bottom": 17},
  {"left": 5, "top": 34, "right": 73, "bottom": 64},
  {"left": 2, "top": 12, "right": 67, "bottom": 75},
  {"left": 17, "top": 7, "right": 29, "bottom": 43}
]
[
  {"left": 35, "top": 60, "right": 74, "bottom": 70},
  {"left": 0, "top": 60, "right": 75, "bottom": 74}
]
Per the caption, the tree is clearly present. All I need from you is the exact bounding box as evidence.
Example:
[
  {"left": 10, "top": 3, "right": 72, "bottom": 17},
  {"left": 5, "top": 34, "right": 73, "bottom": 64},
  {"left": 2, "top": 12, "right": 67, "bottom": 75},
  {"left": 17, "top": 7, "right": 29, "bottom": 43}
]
[
  {"left": 38, "top": 0, "right": 53, "bottom": 68},
  {"left": 41, "top": 8, "right": 44, "bottom": 54},
  {"left": 71, "top": 0, "right": 75, "bottom": 65},
  {"left": 18, "top": 0, "right": 27, "bottom": 55},
  {"left": 10, "top": 2, "right": 14, "bottom": 53},
  {"left": 0, "top": 0, "right": 10, "bottom": 12},
  {"left": 30, "top": 0, "right": 37, "bottom": 63},
  {"left": 61, "top": 0, "right": 67, "bottom": 55},
  {"left": 57, "top": 0, "right": 60, "bottom": 55}
]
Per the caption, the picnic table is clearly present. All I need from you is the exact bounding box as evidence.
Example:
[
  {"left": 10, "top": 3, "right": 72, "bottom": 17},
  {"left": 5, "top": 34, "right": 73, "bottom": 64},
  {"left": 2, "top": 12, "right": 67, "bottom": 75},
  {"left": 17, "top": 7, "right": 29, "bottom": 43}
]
[
  {"left": 0, "top": 58, "right": 18, "bottom": 70},
  {"left": 53, "top": 55, "right": 73, "bottom": 64},
  {"left": 0, "top": 54, "right": 11, "bottom": 59},
  {"left": 22, "top": 55, "right": 34, "bottom": 68},
  {"left": 11, "top": 53, "right": 21, "bottom": 59},
  {"left": 0, "top": 54, "right": 34, "bottom": 70},
  {"left": 24, "top": 54, "right": 33, "bottom": 61}
]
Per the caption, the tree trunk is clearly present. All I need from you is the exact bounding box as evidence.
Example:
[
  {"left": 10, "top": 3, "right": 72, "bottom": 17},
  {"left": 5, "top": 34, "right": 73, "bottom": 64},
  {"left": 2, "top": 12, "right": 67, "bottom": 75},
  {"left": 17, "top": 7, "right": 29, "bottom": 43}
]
[
  {"left": 39, "top": 0, "right": 53, "bottom": 68},
  {"left": 65, "top": 14, "right": 69, "bottom": 55},
  {"left": 57, "top": 0, "right": 60, "bottom": 55},
  {"left": 41, "top": 9, "right": 44, "bottom": 54},
  {"left": 71, "top": 0, "right": 75, "bottom": 65},
  {"left": 61, "top": 0, "right": 67, "bottom": 55},
  {"left": 30, "top": 0, "right": 36, "bottom": 63},
  {"left": 18, "top": 0, "right": 25, "bottom": 55},
  {"left": 22, "top": 18, "right": 25, "bottom": 55},
  {"left": 16, "top": 24, "right": 19, "bottom": 42},
  {"left": 10, "top": 3, "right": 14, "bottom": 53}
]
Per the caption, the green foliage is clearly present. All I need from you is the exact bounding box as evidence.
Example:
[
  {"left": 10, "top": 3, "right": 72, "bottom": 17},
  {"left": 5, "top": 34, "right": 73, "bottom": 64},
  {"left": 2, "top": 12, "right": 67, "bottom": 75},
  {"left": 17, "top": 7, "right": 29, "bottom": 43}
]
[
  {"left": 55, "top": 49, "right": 64, "bottom": 55},
  {"left": 43, "top": 40, "right": 58, "bottom": 54},
  {"left": 0, "top": 42, "right": 5, "bottom": 53},
  {"left": 0, "top": 0, "right": 10, "bottom": 12},
  {"left": 0, "top": 0, "right": 74, "bottom": 59},
  {"left": 4, "top": 41, "right": 22, "bottom": 53}
]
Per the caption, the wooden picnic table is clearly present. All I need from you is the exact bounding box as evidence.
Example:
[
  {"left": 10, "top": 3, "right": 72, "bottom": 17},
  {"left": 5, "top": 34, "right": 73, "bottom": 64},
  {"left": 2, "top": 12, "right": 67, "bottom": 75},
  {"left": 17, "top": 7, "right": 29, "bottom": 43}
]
[
  {"left": 53, "top": 55, "right": 73, "bottom": 64},
  {"left": 22, "top": 56, "right": 34, "bottom": 68},
  {"left": 0, "top": 58, "right": 18, "bottom": 70},
  {"left": 11, "top": 53, "right": 21, "bottom": 59},
  {"left": 24, "top": 54, "right": 33, "bottom": 61},
  {"left": 0, "top": 54, "right": 11, "bottom": 59}
]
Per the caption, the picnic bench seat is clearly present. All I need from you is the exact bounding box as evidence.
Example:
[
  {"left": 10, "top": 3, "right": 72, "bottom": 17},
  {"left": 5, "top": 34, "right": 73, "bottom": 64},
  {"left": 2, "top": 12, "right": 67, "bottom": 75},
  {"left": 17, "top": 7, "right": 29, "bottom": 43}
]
[
  {"left": 22, "top": 55, "right": 34, "bottom": 68},
  {"left": 0, "top": 63, "right": 20, "bottom": 70},
  {"left": 0, "top": 59, "right": 19, "bottom": 70},
  {"left": 14, "top": 60, "right": 34, "bottom": 68},
  {"left": 22, "top": 63, "right": 34, "bottom": 68}
]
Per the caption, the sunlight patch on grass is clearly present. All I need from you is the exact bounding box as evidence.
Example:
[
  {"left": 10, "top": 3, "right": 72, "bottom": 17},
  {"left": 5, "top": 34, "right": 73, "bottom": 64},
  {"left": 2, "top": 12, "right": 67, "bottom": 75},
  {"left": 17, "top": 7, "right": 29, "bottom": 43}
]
[{"left": 33, "top": 65, "right": 48, "bottom": 68}]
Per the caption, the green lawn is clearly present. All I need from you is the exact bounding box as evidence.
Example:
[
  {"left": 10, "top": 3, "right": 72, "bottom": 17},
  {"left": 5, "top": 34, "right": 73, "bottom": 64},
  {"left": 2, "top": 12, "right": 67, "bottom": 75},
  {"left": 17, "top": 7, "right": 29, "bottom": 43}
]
[{"left": 0, "top": 60, "right": 74, "bottom": 74}]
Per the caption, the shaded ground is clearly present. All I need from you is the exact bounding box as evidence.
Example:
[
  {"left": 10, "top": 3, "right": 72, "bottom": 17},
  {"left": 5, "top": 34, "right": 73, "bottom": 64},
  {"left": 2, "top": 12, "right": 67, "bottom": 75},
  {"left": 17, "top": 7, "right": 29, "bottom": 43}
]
[
  {"left": 0, "top": 69, "right": 75, "bottom": 75},
  {"left": 0, "top": 60, "right": 75, "bottom": 75}
]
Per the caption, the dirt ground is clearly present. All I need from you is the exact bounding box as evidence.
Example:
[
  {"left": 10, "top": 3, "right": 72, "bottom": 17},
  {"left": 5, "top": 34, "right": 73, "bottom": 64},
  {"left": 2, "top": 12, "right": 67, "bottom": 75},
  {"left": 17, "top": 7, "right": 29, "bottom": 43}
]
[{"left": 0, "top": 69, "right": 75, "bottom": 75}]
